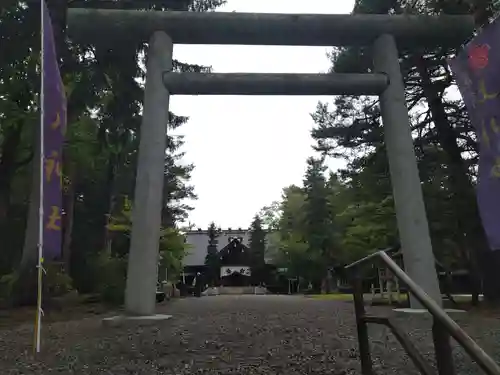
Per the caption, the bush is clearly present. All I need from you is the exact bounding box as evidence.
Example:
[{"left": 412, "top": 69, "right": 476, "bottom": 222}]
[
  {"left": 94, "top": 254, "right": 127, "bottom": 306},
  {"left": 45, "top": 263, "right": 73, "bottom": 297},
  {"left": 70, "top": 252, "right": 100, "bottom": 295},
  {"left": 0, "top": 262, "right": 73, "bottom": 306},
  {"left": 0, "top": 272, "right": 19, "bottom": 301}
]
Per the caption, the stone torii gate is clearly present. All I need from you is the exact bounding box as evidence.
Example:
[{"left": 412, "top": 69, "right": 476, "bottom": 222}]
[{"left": 68, "top": 9, "right": 474, "bottom": 316}]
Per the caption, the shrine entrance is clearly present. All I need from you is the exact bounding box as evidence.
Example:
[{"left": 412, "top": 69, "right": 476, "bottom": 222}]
[
  {"left": 219, "top": 237, "right": 252, "bottom": 287},
  {"left": 67, "top": 8, "right": 474, "bottom": 314},
  {"left": 220, "top": 267, "right": 251, "bottom": 287}
]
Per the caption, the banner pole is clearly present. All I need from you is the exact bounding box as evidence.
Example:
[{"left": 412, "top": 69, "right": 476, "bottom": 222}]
[{"left": 34, "top": 0, "right": 46, "bottom": 355}]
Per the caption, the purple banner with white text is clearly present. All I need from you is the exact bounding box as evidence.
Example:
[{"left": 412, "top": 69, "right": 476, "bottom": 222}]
[
  {"left": 42, "top": 0, "right": 66, "bottom": 259},
  {"left": 449, "top": 17, "right": 500, "bottom": 251}
]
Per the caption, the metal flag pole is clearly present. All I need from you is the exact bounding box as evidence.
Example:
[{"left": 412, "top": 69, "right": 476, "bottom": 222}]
[{"left": 34, "top": 0, "right": 46, "bottom": 355}]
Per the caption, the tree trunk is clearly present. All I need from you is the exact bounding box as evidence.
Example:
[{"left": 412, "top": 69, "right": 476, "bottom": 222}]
[
  {"left": 456, "top": 237, "right": 480, "bottom": 306},
  {"left": 20, "top": 127, "right": 41, "bottom": 270},
  {"left": 101, "top": 154, "right": 117, "bottom": 255},
  {"left": 11, "top": 128, "right": 41, "bottom": 306},
  {"left": 416, "top": 55, "right": 498, "bottom": 303},
  {"left": 62, "top": 171, "right": 76, "bottom": 274},
  {"left": 0, "top": 124, "right": 24, "bottom": 227},
  {"left": 0, "top": 184, "right": 10, "bottom": 230}
]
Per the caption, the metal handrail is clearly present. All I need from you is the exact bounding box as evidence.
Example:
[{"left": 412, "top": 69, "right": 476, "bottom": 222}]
[{"left": 345, "top": 249, "right": 500, "bottom": 375}]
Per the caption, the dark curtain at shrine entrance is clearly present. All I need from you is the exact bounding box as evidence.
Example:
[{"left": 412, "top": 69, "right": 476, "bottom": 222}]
[{"left": 221, "top": 272, "right": 250, "bottom": 287}]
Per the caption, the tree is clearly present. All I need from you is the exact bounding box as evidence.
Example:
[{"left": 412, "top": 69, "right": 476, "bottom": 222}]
[
  {"left": 278, "top": 185, "right": 307, "bottom": 241},
  {"left": 310, "top": 0, "right": 500, "bottom": 303},
  {"left": 204, "top": 222, "right": 220, "bottom": 286},
  {"left": 275, "top": 235, "right": 310, "bottom": 282},
  {"left": 332, "top": 149, "right": 398, "bottom": 263},
  {"left": 302, "top": 157, "right": 338, "bottom": 292},
  {"left": 0, "top": 3, "right": 39, "bottom": 274},
  {"left": 258, "top": 201, "right": 281, "bottom": 230},
  {"left": 0, "top": 0, "right": 225, "bottom": 304},
  {"left": 248, "top": 215, "right": 266, "bottom": 285},
  {"left": 303, "top": 158, "right": 336, "bottom": 260},
  {"left": 98, "top": 196, "right": 188, "bottom": 303}
]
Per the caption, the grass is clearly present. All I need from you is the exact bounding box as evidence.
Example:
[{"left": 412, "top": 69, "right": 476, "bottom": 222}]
[
  {"left": 307, "top": 293, "right": 409, "bottom": 302},
  {"left": 306, "top": 294, "right": 354, "bottom": 301},
  {"left": 0, "top": 293, "right": 114, "bottom": 329},
  {"left": 306, "top": 293, "right": 493, "bottom": 313},
  {"left": 307, "top": 293, "right": 485, "bottom": 301}
]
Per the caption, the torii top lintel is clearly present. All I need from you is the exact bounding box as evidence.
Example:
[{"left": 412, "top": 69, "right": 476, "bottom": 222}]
[{"left": 67, "top": 9, "right": 474, "bottom": 48}]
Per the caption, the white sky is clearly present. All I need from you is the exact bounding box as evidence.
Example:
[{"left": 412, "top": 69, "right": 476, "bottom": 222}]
[{"left": 171, "top": 0, "right": 355, "bottom": 229}]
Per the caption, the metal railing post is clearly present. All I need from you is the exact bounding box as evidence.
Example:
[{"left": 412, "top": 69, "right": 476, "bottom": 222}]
[
  {"left": 353, "top": 273, "right": 374, "bottom": 375},
  {"left": 346, "top": 249, "right": 500, "bottom": 375}
]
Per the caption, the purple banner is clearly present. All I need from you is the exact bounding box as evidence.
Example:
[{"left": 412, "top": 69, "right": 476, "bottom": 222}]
[
  {"left": 42, "top": 0, "right": 66, "bottom": 259},
  {"left": 449, "top": 17, "right": 500, "bottom": 251}
]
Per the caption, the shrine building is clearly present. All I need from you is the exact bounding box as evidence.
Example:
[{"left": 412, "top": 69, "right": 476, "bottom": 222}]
[{"left": 182, "top": 228, "right": 274, "bottom": 286}]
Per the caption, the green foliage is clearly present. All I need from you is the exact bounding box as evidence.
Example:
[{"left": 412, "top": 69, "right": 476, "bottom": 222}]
[
  {"left": 108, "top": 196, "right": 188, "bottom": 279},
  {"left": 107, "top": 196, "right": 133, "bottom": 234},
  {"left": 302, "top": 157, "right": 336, "bottom": 265},
  {"left": 0, "top": 264, "right": 72, "bottom": 304},
  {"left": 308, "top": 0, "right": 485, "bottom": 273},
  {"left": 3, "top": 0, "right": 500, "bottom": 304},
  {"left": 261, "top": 161, "right": 339, "bottom": 286},
  {"left": 94, "top": 254, "right": 127, "bottom": 306},
  {"left": 337, "top": 197, "right": 397, "bottom": 262},
  {"left": 258, "top": 201, "right": 281, "bottom": 230},
  {"left": 308, "top": 0, "right": 500, "bottom": 300},
  {"left": 0, "top": 272, "right": 18, "bottom": 301},
  {"left": 0, "top": 0, "right": 224, "bottom": 304},
  {"left": 159, "top": 227, "right": 188, "bottom": 282},
  {"left": 44, "top": 264, "right": 73, "bottom": 297},
  {"left": 204, "top": 222, "right": 220, "bottom": 286},
  {"left": 278, "top": 185, "right": 307, "bottom": 240},
  {"left": 248, "top": 215, "right": 266, "bottom": 284}
]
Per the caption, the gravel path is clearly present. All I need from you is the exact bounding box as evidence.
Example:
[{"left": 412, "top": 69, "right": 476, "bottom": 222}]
[{"left": 0, "top": 295, "right": 498, "bottom": 374}]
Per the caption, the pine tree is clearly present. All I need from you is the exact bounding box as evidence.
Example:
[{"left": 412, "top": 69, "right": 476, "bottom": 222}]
[
  {"left": 311, "top": 0, "right": 500, "bottom": 303},
  {"left": 248, "top": 215, "right": 266, "bottom": 285},
  {"left": 204, "top": 222, "right": 220, "bottom": 286},
  {"left": 303, "top": 157, "right": 334, "bottom": 255},
  {"left": 302, "top": 157, "right": 336, "bottom": 290}
]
